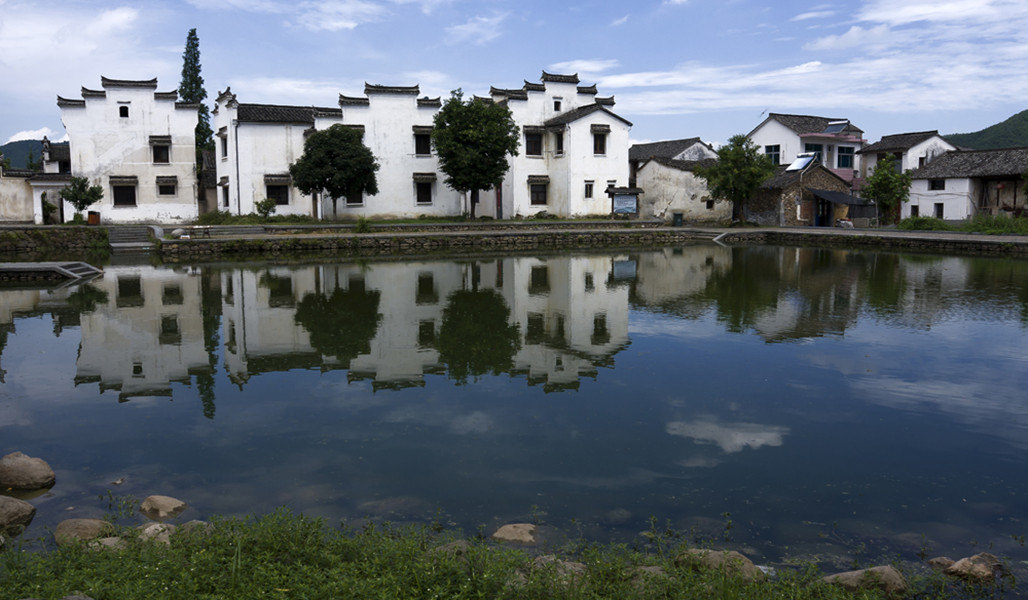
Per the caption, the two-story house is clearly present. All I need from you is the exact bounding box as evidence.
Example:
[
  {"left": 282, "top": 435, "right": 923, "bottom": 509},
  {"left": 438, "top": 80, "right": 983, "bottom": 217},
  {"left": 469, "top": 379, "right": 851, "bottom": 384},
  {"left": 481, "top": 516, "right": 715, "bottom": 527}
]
[
  {"left": 747, "top": 113, "right": 866, "bottom": 187},
  {"left": 857, "top": 130, "right": 956, "bottom": 177}
]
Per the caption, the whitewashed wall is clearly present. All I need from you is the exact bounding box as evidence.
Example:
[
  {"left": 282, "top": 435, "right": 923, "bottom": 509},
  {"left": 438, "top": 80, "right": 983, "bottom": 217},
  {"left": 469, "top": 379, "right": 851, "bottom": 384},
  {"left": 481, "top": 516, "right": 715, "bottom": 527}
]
[
  {"left": 905, "top": 178, "right": 975, "bottom": 219},
  {"left": 0, "top": 173, "right": 34, "bottom": 222},
  {"left": 635, "top": 161, "right": 730, "bottom": 223}
]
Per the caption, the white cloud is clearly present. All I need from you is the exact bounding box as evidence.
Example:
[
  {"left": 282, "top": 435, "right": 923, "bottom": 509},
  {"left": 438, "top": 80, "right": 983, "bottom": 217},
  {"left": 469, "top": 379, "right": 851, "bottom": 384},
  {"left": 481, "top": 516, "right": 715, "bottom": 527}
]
[
  {"left": 804, "top": 24, "right": 891, "bottom": 51},
  {"left": 295, "top": 0, "right": 388, "bottom": 31},
  {"left": 666, "top": 418, "right": 789, "bottom": 453},
  {"left": 791, "top": 10, "right": 834, "bottom": 21},
  {"left": 5, "top": 126, "right": 64, "bottom": 144},
  {"left": 611, "top": 15, "right": 629, "bottom": 26},
  {"left": 549, "top": 59, "right": 620, "bottom": 75},
  {"left": 444, "top": 12, "right": 509, "bottom": 45},
  {"left": 859, "top": 0, "right": 1017, "bottom": 25}
]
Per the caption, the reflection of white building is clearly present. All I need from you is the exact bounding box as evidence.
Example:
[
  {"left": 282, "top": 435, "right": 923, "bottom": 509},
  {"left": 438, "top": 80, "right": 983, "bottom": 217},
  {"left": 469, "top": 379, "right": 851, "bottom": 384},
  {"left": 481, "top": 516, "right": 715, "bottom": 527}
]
[
  {"left": 632, "top": 246, "right": 732, "bottom": 313},
  {"left": 76, "top": 266, "right": 209, "bottom": 400},
  {"left": 220, "top": 255, "right": 631, "bottom": 391}
]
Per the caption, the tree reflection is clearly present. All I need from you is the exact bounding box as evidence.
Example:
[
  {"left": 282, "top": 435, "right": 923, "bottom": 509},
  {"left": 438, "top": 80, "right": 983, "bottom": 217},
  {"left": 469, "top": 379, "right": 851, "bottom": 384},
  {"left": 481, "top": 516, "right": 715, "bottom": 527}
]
[
  {"left": 197, "top": 270, "right": 222, "bottom": 419},
  {"left": 437, "top": 288, "right": 520, "bottom": 384},
  {"left": 294, "top": 286, "right": 382, "bottom": 364},
  {"left": 701, "top": 247, "right": 781, "bottom": 332}
]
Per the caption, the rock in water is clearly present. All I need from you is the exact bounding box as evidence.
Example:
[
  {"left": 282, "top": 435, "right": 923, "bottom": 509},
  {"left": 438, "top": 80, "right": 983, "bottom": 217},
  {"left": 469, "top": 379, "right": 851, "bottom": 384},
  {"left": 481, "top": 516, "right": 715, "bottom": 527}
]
[
  {"left": 0, "top": 495, "right": 36, "bottom": 533},
  {"left": 137, "top": 522, "right": 176, "bottom": 544},
  {"left": 822, "top": 565, "right": 908, "bottom": 595},
  {"left": 139, "top": 495, "right": 187, "bottom": 521},
  {"left": 675, "top": 549, "right": 764, "bottom": 581},
  {"left": 491, "top": 523, "right": 536, "bottom": 543},
  {"left": 54, "top": 519, "right": 114, "bottom": 546},
  {"left": 0, "top": 452, "right": 56, "bottom": 490},
  {"left": 945, "top": 553, "right": 1007, "bottom": 582}
]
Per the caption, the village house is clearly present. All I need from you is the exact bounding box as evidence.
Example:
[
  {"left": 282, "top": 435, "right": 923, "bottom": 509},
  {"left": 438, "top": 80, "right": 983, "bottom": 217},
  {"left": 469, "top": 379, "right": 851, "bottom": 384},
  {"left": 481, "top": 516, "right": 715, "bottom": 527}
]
[
  {"left": 750, "top": 154, "right": 865, "bottom": 226},
  {"left": 628, "top": 137, "right": 716, "bottom": 186},
  {"left": 56, "top": 77, "right": 200, "bottom": 223},
  {"left": 0, "top": 163, "right": 35, "bottom": 223},
  {"left": 747, "top": 113, "right": 866, "bottom": 187},
  {"left": 1, "top": 138, "right": 73, "bottom": 224},
  {"left": 904, "top": 147, "right": 1028, "bottom": 220},
  {"left": 633, "top": 157, "right": 728, "bottom": 224},
  {"left": 857, "top": 130, "right": 956, "bottom": 177}
]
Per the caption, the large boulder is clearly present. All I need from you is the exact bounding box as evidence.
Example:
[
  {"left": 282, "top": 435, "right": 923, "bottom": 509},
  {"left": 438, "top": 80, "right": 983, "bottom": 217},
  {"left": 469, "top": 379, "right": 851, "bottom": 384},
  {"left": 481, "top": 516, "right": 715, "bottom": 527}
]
[
  {"left": 55, "top": 519, "right": 114, "bottom": 546},
  {"left": 139, "top": 495, "right": 187, "bottom": 521},
  {"left": 492, "top": 523, "right": 536, "bottom": 544},
  {"left": 822, "top": 565, "right": 907, "bottom": 595},
  {"left": 944, "top": 552, "right": 1007, "bottom": 582},
  {"left": 0, "top": 495, "right": 36, "bottom": 533},
  {"left": 675, "top": 549, "right": 764, "bottom": 581},
  {"left": 137, "top": 522, "right": 176, "bottom": 544},
  {"left": 0, "top": 452, "right": 55, "bottom": 490}
]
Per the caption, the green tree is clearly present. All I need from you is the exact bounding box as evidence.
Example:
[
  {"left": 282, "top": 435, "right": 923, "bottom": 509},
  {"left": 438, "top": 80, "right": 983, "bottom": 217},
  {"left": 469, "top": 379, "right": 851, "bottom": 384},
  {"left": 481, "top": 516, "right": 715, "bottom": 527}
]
[
  {"left": 179, "top": 28, "right": 214, "bottom": 166},
  {"left": 694, "top": 134, "right": 775, "bottom": 222},
  {"left": 59, "top": 176, "right": 104, "bottom": 215},
  {"left": 289, "top": 124, "right": 379, "bottom": 217},
  {"left": 26, "top": 151, "right": 40, "bottom": 172},
  {"left": 863, "top": 154, "right": 912, "bottom": 224},
  {"left": 437, "top": 288, "right": 521, "bottom": 384},
  {"left": 0, "top": 154, "right": 10, "bottom": 170},
  {"left": 432, "top": 90, "right": 520, "bottom": 218},
  {"left": 294, "top": 286, "right": 382, "bottom": 364}
]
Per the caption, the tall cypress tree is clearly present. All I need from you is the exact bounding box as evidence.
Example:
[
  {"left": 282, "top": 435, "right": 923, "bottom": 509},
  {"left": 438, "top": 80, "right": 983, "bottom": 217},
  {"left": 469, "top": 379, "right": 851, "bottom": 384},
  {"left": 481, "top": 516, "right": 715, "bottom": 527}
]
[{"left": 180, "top": 28, "right": 214, "bottom": 166}]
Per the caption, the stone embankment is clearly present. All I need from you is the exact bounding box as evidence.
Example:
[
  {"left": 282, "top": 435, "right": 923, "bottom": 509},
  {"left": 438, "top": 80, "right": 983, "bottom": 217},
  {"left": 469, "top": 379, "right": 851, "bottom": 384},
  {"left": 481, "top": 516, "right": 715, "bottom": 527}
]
[
  {"left": 0, "top": 226, "right": 108, "bottom": 254},
  {"left": 716, "top": 228, "right": 1028, "bottom": 256}
]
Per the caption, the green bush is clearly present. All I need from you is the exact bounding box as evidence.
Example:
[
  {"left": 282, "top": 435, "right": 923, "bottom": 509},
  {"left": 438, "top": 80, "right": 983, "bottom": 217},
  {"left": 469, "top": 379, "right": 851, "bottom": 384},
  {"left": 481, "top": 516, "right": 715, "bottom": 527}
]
[
  {"left": 960, "top": 214, "right": 1028, "bottom": 235},
  {"left": 897, "top": 216, "right": 953, "bottom": 231},
  {"left": 354, "top": 216, "right": 372, "bottom": 233},
  {"left": 254, "top": 198, "right": 277, "bottom": 219}
]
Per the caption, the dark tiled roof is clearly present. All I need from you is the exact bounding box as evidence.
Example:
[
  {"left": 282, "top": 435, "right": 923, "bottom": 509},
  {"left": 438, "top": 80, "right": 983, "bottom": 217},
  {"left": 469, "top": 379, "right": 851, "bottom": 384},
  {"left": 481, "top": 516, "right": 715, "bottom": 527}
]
[
  {"left": 909, "top": 148, "right": 1028, "bottom": 179},
  {"left": 175, "top": 102, "right": 201, "bottom": 109},
  {"left": 645, "top": 156, "right": 718, "bottom": 172},
  {"left": 101, "top": 76, "right": 158, "bottom": 89},
  {"left": 630, "top": 137, "right": 708, "bottom": 161},
  {"left": 857, "top": 131, "right": 941, "bottom": 154},
  {"left": 364, "top": 83, "right": 420, "bottom": 95},
  {"left": 28, "top": 172, "right": 73, "bottom": 182},
  {"left": 540, "top": 71, "right": 580, "bottom": 84},
  {"left": 523, "top": 81, "right": 545, "bottom": 92},
  {"left": 57, "top": 96, "right": 86, "bottom": 107},
  {"left": 544, "top": 103, "right": 632, "bottom": 127},
  {"left": 81, "top": 87, "right": 106, "bottom": 98},
  {"left": 339, "top": 94, "right": 370, "bottom": 106},
  {"left": 577, "top": 84, "right": 597, "bottom": 95},
  {"left": 490, "top": 87, "right": 528, "bottom": 101},
  {"left": 313, "top": 107, "right": 343, "bottom": 118},
  {"left": 417, "top": 97, "right": 441, "bottom": 108},
  {"left": 49, "top": 142, "right": 70, "bottom": 162},
  {"left": 154, "top": 91, "right": 179, "bottom": 100},
  {"left": 595, "top": 96, "right": 615, "bottom": 106},
  {"left": 236, "top": 103, "right": 338, "bottom": 124},
  {"left": 757, "top": 113, "right": 864, "bottom": 136},
  {"left": 1, "top": 167, "right": 34, "bottom": 178}
]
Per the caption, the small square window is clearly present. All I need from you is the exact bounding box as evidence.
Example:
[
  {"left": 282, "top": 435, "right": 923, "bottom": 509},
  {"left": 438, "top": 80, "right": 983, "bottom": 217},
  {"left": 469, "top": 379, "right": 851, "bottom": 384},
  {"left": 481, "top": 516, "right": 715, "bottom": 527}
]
[
  {"left": 553, "top": 99, "right": 562, "bottom": 111},
  {"left": 266, "top": 184, "right": 289, "bottom": 205},
  {"left": 416, "top": 273, "right": 438, "bottom": 305},
  {"left": 525, "top": 133, "right": 542, "bottom": 156},
  {"left": 706, "top": 200, "right": 715, "bottom": 210},
  {"left": 162, "top": 283, "right": 183, "bottom": 305},
  {"left": 346, "top": 192, "right": 363, "bottom": 206},
  {"left": 132, "top": 362, "right": 144, "bottom": 377},
  {"left": 929, "top": 179, "right": 945, "bottom": 191},
  {"left": 158, "top": 183, "right": 176, "bottom": 196},
  {"left": 593, "top": 133, "right": 607, "bottom": 155},
  {"left": 113, "top": 185, "right": 136, "bottom": 207},
  {"left": 414, "top": 133, "right": 431, "bottom": 155},
  {"left": 152, "top": 145, "right": 170, "bottom": 164},
  {"left": 530, "top": 183, "right": 547, "bottom": 205},
  {"left": 119, "top": 105, "right": 129, "bottom": 118}
]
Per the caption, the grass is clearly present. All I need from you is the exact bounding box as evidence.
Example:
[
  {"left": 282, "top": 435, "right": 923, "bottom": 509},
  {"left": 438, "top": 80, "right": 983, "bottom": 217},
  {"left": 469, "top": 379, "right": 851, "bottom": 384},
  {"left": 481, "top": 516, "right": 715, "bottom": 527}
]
[
  {"left": 0, "top": 509, "right": 1014, "bottom": 600},
  {"left": 897, "top": 214, "right": 1028, "bottom": 235}
]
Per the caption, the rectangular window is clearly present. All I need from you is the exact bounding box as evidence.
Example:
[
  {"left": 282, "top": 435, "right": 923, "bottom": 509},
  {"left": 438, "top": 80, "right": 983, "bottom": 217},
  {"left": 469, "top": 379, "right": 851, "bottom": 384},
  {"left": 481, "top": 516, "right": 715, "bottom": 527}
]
[
  {"left": 266, "top": 184, "right": 289, "bottom": 206},
  {"left": 910, "top": 205, "right": 920, "bottom": 217},
  {"left": 113, "top": 185, "right": 136, "bottom": 207},
  {"left": 162, "top": 283, "right": 183, "bottom": 306},
  {"left": 805, "top": 143, "right": 824, "bottom": 162},
  {"left": 934, "top": 203, "right": 944, "bottom": 219},
  {"left": 553, "top": 99, "right": 562, "bottom": 111},
  {"left": 525, "top": 133, "right": 542, "bottom": 156},
  {"left": 929, "top": 179, "right": 945, "bottom": 191},
  {"left": 220, "top": 137, "right": 228, "bottom": 158},
  {"left": 529, "top": 266, "right": 549, "bottom": 295},
  {"left": 159, "top": 315, "right": 181, "bottom": 345},
  {"left": 116, "top": 276, "right": 143, "bottom": 308},
  {"left": 416, "top": 273, "right": 438, "bottom": 305},
  {"left": 158, "top": 183, "right": 176, "bottom": 196},
  {"left": 592, "top": 314, "right": 610, "bottom": 345},
  {"left": 416, "top": 181, "right": 432, "bottom": 205},
  {"left": 593, "top": 133, "right": 607, "bottom": 155},
  {"left": 919, "top": 156, "right": 926, "bottom": 168},
  {"left": 837, "top": 146, "right": 854, "bottom": 169},
  {"left": 526, "top": 312, "right": 546, "bottom": 344},
  {"left": 607, "top": 179, "right": 617, "bottom": 189},
  {"left": 584, "top": 272, "right": 594, "bottom": 292},
  {"left": 706, "top": 200, "right": 715, "bottom": 210},
  {"left": 584, "top": 181, "right": 594, "bottom": 199},
  {"left": 418, "top": 320, "right": 436, "bottom": 348},
  {"left": 119, "top": 105, "right": 129, "bottom": 118},
  {"left": 221, "top": 186, "right": 230, "bottom": 208},
  {"left": 530, "top": 183, "right": 547, "bottom": 205},
  {"left": 346, "top": 192, "right": 363, "bottom": 206},
  {"left": 555, "top": 132, "right": 564, "bottom": 155},
  {"left": 414, "top": 133, "right": 432, "bottom": 155},
  {"left": 152, "top": 145, "right": 170, "bottom": 164},
  {"left": 765, "top": 145, "right": 781, "bottom": 165}
]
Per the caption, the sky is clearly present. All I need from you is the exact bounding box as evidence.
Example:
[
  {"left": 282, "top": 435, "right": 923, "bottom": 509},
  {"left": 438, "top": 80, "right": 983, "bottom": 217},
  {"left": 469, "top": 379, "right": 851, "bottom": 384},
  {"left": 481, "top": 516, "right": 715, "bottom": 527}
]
[{"left": 2, "top": 0, "right": 1027, "bottom": 147}]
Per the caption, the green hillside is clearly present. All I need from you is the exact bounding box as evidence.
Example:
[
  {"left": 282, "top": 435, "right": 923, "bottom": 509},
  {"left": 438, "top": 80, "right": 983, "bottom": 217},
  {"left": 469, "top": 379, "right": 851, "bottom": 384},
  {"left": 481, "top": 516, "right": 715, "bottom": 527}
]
[
  {"left": 0, "top": 139, "right": 43, "bottom": 169},
  {"left": 945, "top": 109, "right": 1028, "bottom": 149}
]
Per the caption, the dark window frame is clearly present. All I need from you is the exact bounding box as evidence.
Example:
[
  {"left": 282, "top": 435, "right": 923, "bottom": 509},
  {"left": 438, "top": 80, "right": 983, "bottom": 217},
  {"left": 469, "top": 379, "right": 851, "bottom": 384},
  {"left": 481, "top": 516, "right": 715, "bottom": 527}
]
[
  {"left": 152, "top": 145, "right": 170, "bottom": 164},
  {"left": 112, "top": 185, "right": 137, "bottom": 207},
  {"left": 554, "top": 132, "right": 564, "bottom": 155},
  {"left": 119, "top": 105, "right": 129, "bottom": 118},
  {"left": 765, "top": 144, "right": 781, "bottom": 165},
  {"left": 929, "top": 179, "right": 946, "bottom": 191},
  {"left": 266, "top": 184, "right": 289, "bottom": 206},
  {"left": 416, "top": 181, "right": 432, "bottom": 205},
  {"left": 593, "top": 132, "right": 607, "bottom": 155},
  {"left": 525, "top": 133, "right": 543, "bottom": 156},
  {"left": 584, "top": 181, "right": 594, "bottom": 199},
  {"left": 530, "top": 183, "right": 547, "bottom": 205},
  {"left": 158, "top": 183, "right": 176, "bottom": 196},
  {"left": 414, "top": 133, "right": 432, "bottom": 156},
  {"left": 837, "top": 146, "right": 854, "bottom": 169}
]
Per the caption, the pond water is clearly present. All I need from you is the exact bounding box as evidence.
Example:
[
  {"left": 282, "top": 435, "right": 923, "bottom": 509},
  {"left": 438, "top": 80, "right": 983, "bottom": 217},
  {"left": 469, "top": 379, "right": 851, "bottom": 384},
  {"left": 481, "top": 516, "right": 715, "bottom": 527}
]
[{"left": 1, "top": 245, "right": 1026, "bottom": 570}]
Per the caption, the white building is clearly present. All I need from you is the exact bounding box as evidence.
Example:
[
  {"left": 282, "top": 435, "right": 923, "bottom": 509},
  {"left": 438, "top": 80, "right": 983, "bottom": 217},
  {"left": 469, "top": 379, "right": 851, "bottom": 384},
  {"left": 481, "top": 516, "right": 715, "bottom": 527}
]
[
  {"left": 633, "top": 157, "right": 729, "bottom": 224},
  {"left": 628, "top": 137, "right": 716, "bottom": 186},
  {"left": 857, "top": 130, "right": 956, "bottom": 177},
  {"left": 1, "top": 139, "right": 71, "bottom": 224},
  {"left": 904, "top": 147, "right": 1028, "bottom": 220},
  {"left": 212, "top": 72, "right": 631, "bottom": 220},
  {"left": 747, "top": 113, "right": 866, "bottom": 188},
  {"left": 58, "top": 77, "right": 200, "bottom": 223}
]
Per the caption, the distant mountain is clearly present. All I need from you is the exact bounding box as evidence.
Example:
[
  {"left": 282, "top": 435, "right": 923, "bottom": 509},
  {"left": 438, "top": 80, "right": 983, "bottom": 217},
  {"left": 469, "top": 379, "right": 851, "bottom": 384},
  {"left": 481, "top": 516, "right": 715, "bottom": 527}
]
[
  {"left": 945, "top": 109, "right": 1028, "bottom": 150},
  {"left": 0, "top": 139, "right": 43, "bottom": 169}
]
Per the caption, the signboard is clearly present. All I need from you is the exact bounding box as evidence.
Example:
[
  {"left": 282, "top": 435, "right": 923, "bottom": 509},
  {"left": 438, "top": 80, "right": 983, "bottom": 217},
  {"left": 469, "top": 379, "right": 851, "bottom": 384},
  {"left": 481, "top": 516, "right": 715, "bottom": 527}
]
[{"left": 612, "top": 194, "right": 637, "bottom": 214}]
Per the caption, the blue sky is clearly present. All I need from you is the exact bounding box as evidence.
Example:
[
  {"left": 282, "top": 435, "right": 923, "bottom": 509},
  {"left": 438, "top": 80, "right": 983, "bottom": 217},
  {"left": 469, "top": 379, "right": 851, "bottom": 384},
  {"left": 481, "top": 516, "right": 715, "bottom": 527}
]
[{"left": 2, "top": 0, "right": 1027, "bottom": 147}]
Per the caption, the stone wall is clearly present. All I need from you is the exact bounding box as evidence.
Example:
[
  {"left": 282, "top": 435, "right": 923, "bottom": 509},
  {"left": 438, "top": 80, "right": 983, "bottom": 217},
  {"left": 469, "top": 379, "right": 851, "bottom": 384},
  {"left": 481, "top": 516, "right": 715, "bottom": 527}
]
[
  {"left": 0, "top": 226, "right": 108, "bottom": 254},
  {"left": 716, "top": 230, "right": 1028, "bottom": 256}
]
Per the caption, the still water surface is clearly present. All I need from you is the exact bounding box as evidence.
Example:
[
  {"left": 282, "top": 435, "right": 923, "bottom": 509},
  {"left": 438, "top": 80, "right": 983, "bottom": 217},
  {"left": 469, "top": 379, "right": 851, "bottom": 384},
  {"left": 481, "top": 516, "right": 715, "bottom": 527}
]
[{"left": 1, "top": 245, "right": 1026, "bottom": 569}]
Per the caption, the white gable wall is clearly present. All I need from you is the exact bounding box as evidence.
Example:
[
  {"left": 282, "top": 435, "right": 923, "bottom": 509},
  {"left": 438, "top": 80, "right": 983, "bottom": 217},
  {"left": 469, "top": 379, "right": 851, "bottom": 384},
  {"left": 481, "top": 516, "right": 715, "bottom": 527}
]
[
  {"left": 749, "top": 119, "right": 801, "bottom": 167},
  {"left": 905, "top": 177, "right": 975, "bottom": 219}
]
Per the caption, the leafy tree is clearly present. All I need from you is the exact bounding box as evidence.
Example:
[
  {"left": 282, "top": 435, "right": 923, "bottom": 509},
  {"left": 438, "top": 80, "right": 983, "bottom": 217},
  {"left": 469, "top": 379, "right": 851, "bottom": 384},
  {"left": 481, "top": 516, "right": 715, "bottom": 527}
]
[
  {"left": 26, "top": 151, "right": 40, "bottom": 172},
  {"left": 432, "top": 90, "right": 520, "bottom": 218},
  {"left": 254, "top": 198, "right": 277, "bottom": 219},
  {"left": 694, "top": 134, "right": 775, "bottom": 222},
  {"left": 179, "top": 28, "right": 214, "bottom": 166},
  {"left": 437, "top": 288, "right": 521, "bottom": 384},
  {"left": 59, "top": 176, "right": 104, "bottom": 214},
  {"left": 294, "top": 286, "right": 382, "bottom": 364},
  {"left": 863, "top": 154, "right": 912, "bottom": 224},
  {"left": 289, "top": 124, "right": 379, "bottom": 217},
  {"left": 0, "top": 154, "right": 10, "bottom": 170}
]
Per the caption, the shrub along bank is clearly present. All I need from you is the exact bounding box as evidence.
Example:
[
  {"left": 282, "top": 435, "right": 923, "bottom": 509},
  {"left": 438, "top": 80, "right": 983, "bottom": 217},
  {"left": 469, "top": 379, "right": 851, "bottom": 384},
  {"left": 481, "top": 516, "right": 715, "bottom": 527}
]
[{"left": 0, "top": 510, "right": 1014, "bottom": 600}]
